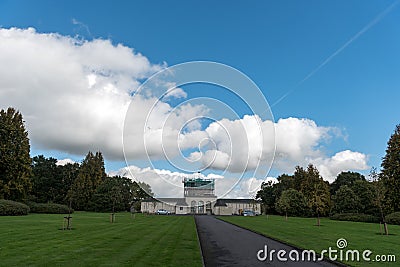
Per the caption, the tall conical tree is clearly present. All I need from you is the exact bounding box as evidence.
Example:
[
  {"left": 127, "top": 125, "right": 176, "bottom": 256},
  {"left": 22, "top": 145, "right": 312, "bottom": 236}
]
[
  {"left": 69, "top": 151, "right": 106, "bottom": 210},
  {"left": 0, "top": 107, "right": 32, "bottom": 200},
  {"left": 381, "top": 124, "right": 400, "bottom": 211},
  {"left": 295, "top": 164, "right": 331, "bottom": 225}
]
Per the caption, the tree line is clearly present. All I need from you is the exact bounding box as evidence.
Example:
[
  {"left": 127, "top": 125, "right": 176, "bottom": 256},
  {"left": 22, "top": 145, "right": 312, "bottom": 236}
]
[
  {"left": 0, "top": 107, "right": 152, "bottom": 212},
  {"left": 256, "top": 124, "right": 400, "bottom": 233}
]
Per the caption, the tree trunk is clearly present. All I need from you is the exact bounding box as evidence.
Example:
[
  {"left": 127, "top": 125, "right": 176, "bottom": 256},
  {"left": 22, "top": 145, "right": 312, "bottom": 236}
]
[
  {"left": 384, "top": 222, "right": 389, "bottom": 235},
  {"left": 285, "top": 211, "right": 288, "bottom": 221},
  {"left": 316, "top": 213, "right": 320, "bottom": 226}
]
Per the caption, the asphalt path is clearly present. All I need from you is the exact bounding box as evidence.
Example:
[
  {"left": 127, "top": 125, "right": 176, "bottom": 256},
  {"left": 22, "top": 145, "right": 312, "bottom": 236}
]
[{"left": 195, "top": 216, "right": 340, "bottom": 267}]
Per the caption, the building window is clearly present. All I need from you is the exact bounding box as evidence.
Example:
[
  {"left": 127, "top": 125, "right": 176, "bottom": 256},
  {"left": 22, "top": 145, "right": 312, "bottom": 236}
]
[
  {"left": 206, "top": 201, "right": 211, "bottom": 212},
  {"left": 198, "top": 201, "right": 204, "bottom": 213},
  {"left": 180, "top": 207, "right": 183, "bottom": 211}
]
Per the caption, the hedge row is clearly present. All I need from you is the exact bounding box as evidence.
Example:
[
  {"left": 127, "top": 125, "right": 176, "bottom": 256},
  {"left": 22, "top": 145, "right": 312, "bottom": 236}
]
[
  {"left": 386, "top": 212, "right": 400, "bottom": 225},
  {"left": 26, "top": 202, "right": 73, "bottom": 214},
  {"left": 0, "top": 199, "right": 30, "bottom": 216},
  {"left": 330, "top": 213, "right": 379, "bottom": 223}
]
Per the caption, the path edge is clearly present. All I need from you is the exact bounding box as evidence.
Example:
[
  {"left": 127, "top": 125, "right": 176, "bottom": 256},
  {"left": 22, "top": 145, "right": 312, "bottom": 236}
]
[{"left": 194, "top": 215, "right": 206, "bottom": 267}]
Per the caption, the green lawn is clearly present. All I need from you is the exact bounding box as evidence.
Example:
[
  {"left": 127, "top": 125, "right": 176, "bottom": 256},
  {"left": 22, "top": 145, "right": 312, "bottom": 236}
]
[
  {"left": 0, "top": 212, "right": 202, "bottom": 267},
  {"left": 219, "top": 215, "right": 399, "bottom": 266}
]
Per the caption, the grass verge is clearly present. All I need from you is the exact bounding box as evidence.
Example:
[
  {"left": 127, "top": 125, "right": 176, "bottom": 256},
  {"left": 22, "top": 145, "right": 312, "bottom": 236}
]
[
  {"left": 219, "top": 215, "right": 399, "bottom": 267},
  {"left": 0, "top": 212, "right": 202, "bottom": 267}
]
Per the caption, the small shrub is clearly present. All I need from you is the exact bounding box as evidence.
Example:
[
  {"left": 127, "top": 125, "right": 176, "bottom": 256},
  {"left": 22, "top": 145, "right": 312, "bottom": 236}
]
[
  {"left": 26, "top": 202, "right": 73, "bottom": 214},
  {"left": 0, "top": 199, "right": 30, "bottom": 216},
  {"left": 386, "top": 212, "right": 400, "bottom": 225},
  {"left": 330, "top": 213, "right": 379, "bottom": 223}
]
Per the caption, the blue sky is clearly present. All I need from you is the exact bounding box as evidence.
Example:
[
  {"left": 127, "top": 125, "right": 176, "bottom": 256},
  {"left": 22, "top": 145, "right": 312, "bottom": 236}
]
[{"left": 1, "top": 1, "right": 399, "bottom": 189}]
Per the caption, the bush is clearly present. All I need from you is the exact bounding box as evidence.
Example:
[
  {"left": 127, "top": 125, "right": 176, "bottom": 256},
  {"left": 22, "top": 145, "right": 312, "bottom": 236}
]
[
  {"left": 0, "top": 199, "right": 30, "bottom": 216},
  {"left": 26, "top": 202, "right": 73, "bottom": 214},
  {"left": 386, "top": 212, "right": 400, "bottom": 225},
  {"left": 330, "top": 213, "right": 379, "bottom": 223}
]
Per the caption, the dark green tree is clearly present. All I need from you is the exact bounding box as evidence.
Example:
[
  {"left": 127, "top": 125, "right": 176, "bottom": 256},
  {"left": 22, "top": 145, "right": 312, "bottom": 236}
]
[
  {"left": 275, "top": 189, "right": 309, "bottom": 219},
  {"left": 58, "top": 162, "right": 80, "bottom": 204},
  {"left": 0, "top": 108, "right": 32, "bottom": 200},
  {"left": 351, "top": 180, "right": 377, "bottom": 215},
  {"left": 88, "top": 176, "right": 153, "bottom": 213},
  {"left": 31, "top": 155, "right": 59, "bottom": 203},
  {"left": 256, "top": 180, "right": 276, "bottom": 214},
  {"left": 330, "top": 171, "right": 366, "bottom": 195},
  {"left": 89, "top": 176, "right": 130, "bottom": 212},
  {"left": 68, "top": 151, "right": 106, "bottom": 210},
  {"left": 381, "top": 124, "right": 400, "bottom": 212},
  {"left": 332, "top": 185, "right": 362, "bottom": 214},
  {"left": 31, "top": 156, "right": 80, "bottom": 204},
  {"left": 273, "top": 174, "right": 294, "bottom": 199}
]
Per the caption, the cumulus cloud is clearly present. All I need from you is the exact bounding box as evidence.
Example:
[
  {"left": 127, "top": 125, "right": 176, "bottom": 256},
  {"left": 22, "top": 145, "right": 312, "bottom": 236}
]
[
  {"left": 314, "top": 150, "right": 369, "bottom": 182},
  {"left": 0, "top": 27, "right": 207, "bottom": 160},
  {"left": 0, "top": 27, "right": 369, "bottom": 183},
  {"left": 177, "top": 116, "right": 368, "bottom": 181}
]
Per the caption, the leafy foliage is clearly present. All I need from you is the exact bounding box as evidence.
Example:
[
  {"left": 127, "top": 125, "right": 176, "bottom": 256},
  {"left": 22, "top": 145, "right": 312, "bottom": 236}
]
[
  {"left": 330, "top": 171, "right": 366, "bottom": 195},
  {"left": 296, "top": 165, "right": 331, "bottom": 217},
  {"left": 332, "top": 185, "right": 362, "bottom": 214},
  {"left": 68, "top": 151, "right": 107, "bottom": 210},
  {"left": 275, "top": 189, "right": 309, "bottom": 217},
  {"left": 89, "top": 176, "right": 153, "bottom": 212},
  {"left": 256, "top": 180, "right": 276, "bottom": 214},
  {"left": 0, "top": 199, "right": 30, "bottom": 216},
  {"left": 381, "top": 124, "right": 400, "bottom": 212},
  {"left": 89, "top": 176, "right": 131, "bottom": 212},
  {"left": 351, "top": 179, "right": 377, "bottom": 215},
  {"left": 31, "top": 156, "right": 80, "bottom": 204},
  {"left": 31, "top": 156, "right": 59, "bottom": 202},
  {"left": 0, "top": 108, "right": 32, "bottom": 200}
]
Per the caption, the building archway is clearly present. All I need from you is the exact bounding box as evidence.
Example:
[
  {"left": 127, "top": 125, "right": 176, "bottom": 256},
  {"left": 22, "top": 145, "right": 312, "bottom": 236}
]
[{"left": 191, "top": 200, "right": 197, "bottom": 213}]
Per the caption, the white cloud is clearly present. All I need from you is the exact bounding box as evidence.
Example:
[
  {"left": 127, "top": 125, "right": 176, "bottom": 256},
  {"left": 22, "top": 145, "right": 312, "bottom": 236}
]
[
  {"left": 0, "top": 27, "right": 369, "bottom": 182},
  {"left": 314, "top": 150, "right": 369, "bottom": 182},
  {"left": 177, "top": 116, "right": 368, "bottom": 181},
  {"left": 0, "top": 27, "right": 207, "bottom": 160},
  {"left": 56, "top": 158, "right": 77, "bottom": 166}
]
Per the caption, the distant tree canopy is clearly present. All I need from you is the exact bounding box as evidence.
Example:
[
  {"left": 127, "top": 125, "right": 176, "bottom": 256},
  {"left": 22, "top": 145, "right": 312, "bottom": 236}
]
[
  {"left": 0, "top": 107, "right": 154, "bottom": 213},
  {"left": 330, "top": 171, "right": 366, "bottom": 194},
  {"left": 31, "top": 155, "right": 79, "bottom": 204},
  {"left": 257, "top": 164, "right": 331, "bottom": 218},
  {"left": 0, "top": 108, "right": 32, "bottom": 200},
  {"left": 2, "top": 107, "right": 398, "bottom": 218}
]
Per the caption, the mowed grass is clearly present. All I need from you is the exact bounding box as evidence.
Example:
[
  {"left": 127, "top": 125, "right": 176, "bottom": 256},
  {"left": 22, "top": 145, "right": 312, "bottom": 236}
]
[
  {"left": 219, "top": 215, "right": 400, "bottom": 267},
  {"left": 0, "top": 212, "right": 202, "bottom": 267}
]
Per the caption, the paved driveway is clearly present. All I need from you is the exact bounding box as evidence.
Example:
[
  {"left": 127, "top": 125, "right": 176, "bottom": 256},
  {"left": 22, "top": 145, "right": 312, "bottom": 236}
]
[{"left": 195, "top": 216, "right": 340, "bottom": 267}]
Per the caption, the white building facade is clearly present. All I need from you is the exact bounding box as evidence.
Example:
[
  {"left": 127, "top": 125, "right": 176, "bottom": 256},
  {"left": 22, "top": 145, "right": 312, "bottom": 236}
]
[{"left": 141, "top": 176, "right": 261, "bottom": 215}]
